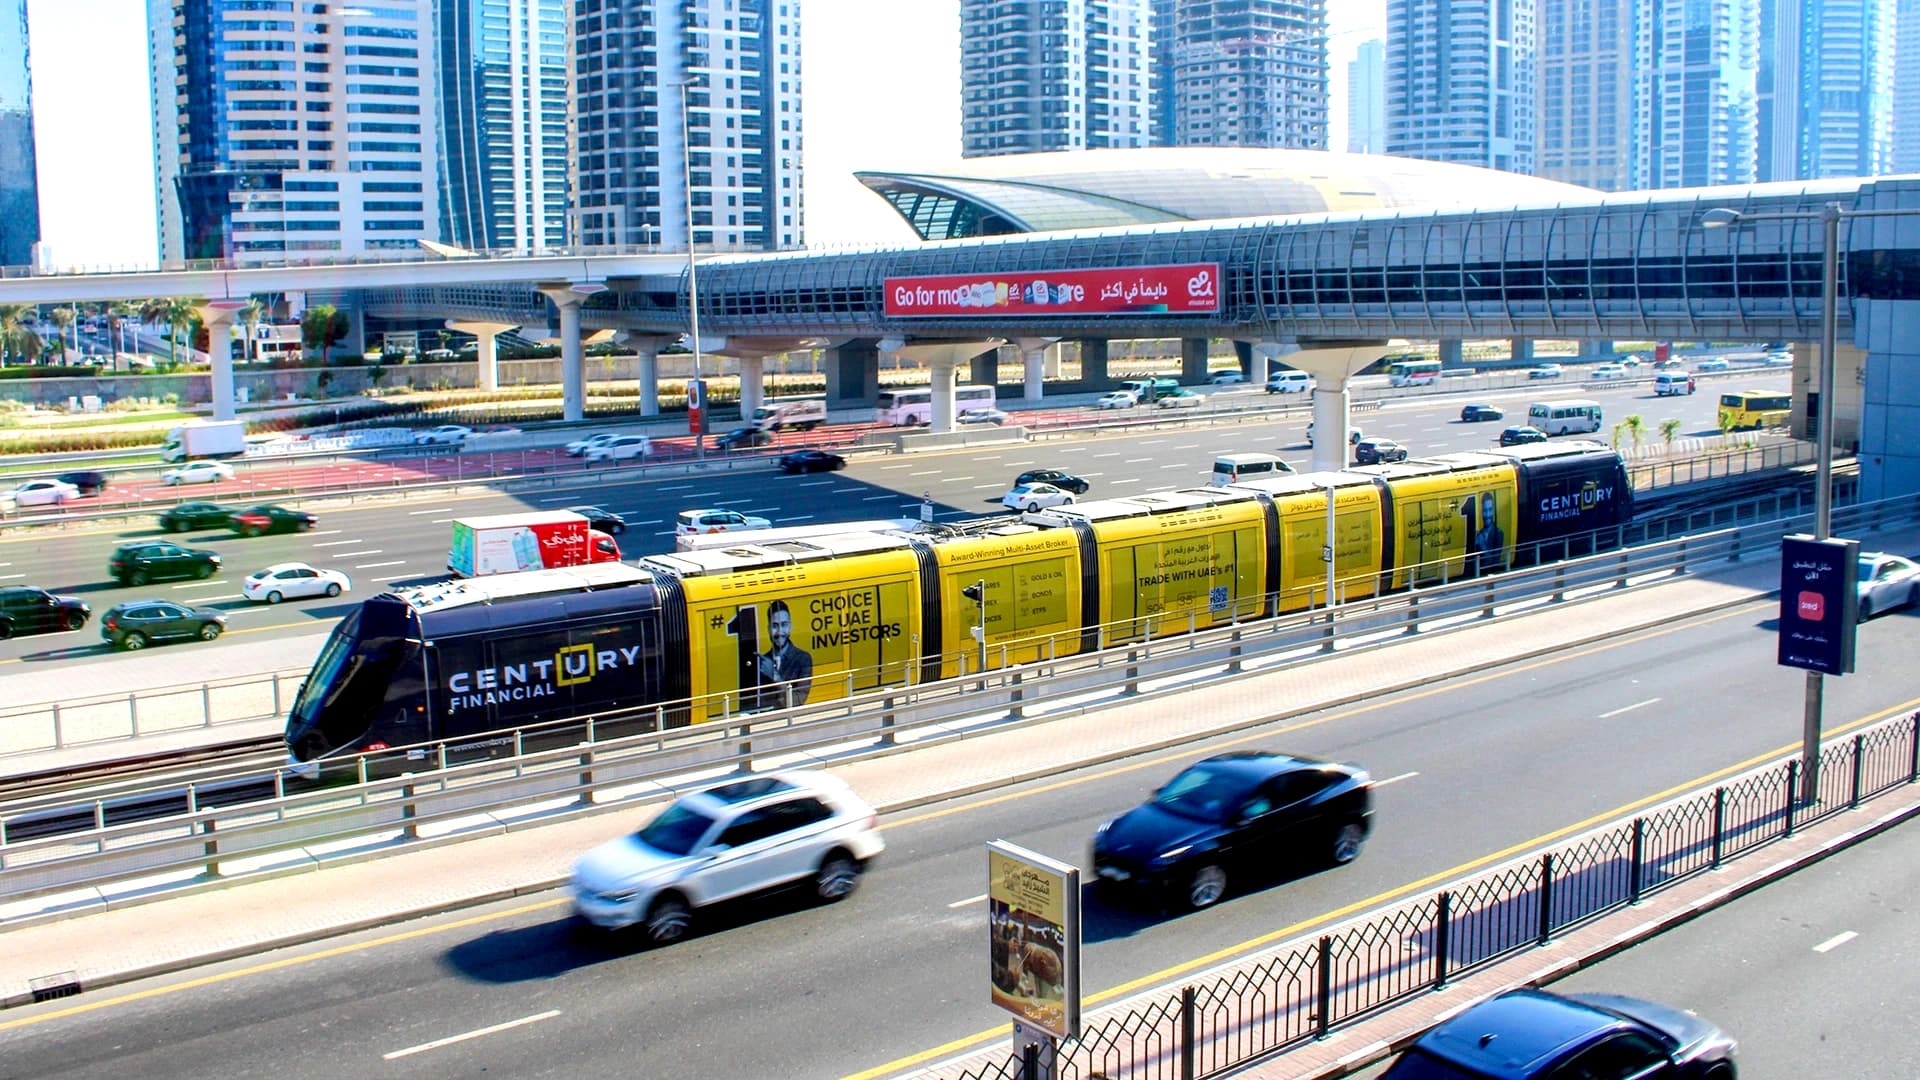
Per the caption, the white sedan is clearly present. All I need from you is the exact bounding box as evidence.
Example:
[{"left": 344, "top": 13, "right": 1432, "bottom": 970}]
[
  {"left": 1209, "top": 371, "right": 1247, "bottom": 385},
  {"left": 1155, "top": 390, "right": 1203, "bottom": 409},
  {"left": 565, "top": 432, "right": 621, "bottom": 457},
  {"left": 242, "top": 562, "right": 352, "bottom": 604},
  {"left": 5, "top": 479, "right": 80, "bottom": 507},
  {"left": 957, "top": 407, "right": 1010, "bottom": 426},
  {"left": 1094, "top": 391, "right": 1139, "bottom": 409},
  {"left": 161, "top": 460, "right": 235, "bottom": 486},
  {"left": 584, "top": 435, "right": 652, "bottom": 462},
  {"left": 1002, "top": 482, "right": 1076, "bottom": 512},
  {"left": 414, "top": 424, "right": 473, "bottom": 445},
  {"left": 1857, "top": 552, "right": 1920, "bottom": 620}
]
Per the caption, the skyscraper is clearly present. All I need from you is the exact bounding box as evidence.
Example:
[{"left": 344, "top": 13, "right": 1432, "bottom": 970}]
[
  {"left": 1634, "top": 0, "right": 1759, "bottom": 189},
  {"left": 960, "top": 0, "right": 1151, "bottom": 158},
  {"left": 1347, "top": 39, "right": 1385, "bottom": 154},
  {"left": 1535, "top": 0, "right": 1633, "bottom": 189},
  {"left": 1153, "top": 0, "right": 1329, "bottom": 148},
  {"left": 1773, "top": 0, "right": 1894, "bottom": 180},
  {"left": 438, "top": 0, "right": 570, "bottom": 252},
  {"left": 0, "top": 0, "right": 40, "bottom": 268},
  {"left": 571, "top": 0, "right": 803, "bottom": 251},
  {"left": 1386, "top": 0, "right": 1535, "bottom": 174},
  {"left": 1893, "top": 0, "right": 1920, "bottom": 173},
  {"left": 150, "top": 0, "right": 441, "bottom": 265}
]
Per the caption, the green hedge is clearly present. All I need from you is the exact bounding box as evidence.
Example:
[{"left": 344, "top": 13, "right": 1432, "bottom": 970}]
[{"left": 0, "top": 364, "right": 105, "bottom": 379}]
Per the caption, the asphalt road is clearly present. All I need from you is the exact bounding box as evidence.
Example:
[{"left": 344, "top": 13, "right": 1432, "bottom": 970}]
[
  {"left": 0, "top": 580, "right": 1911, "bottom": 1079},
  {"left": 0, "top": 376, "right": 1749, "bottom": 684}
]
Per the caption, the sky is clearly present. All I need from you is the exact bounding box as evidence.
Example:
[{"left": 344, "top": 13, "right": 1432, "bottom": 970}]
[{"left": 23, "top": 0, "right": 1384, "bottom": 270}]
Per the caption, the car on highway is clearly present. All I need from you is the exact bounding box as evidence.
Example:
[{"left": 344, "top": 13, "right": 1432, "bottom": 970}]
[
  {"left": 957, "top": 407, "right": 1011, "bottom": 425},
  {"left": 414, "top": 424, "right": 473, "bottom": 446},
  {"left": 1094, "top": 390, "right": 1139, "bottom": 409},
  {"left": 0, "top": 586, "right": 91, "bottom": 639},
  {"left": 583, "top": 435, "right": 652, "bottom": 463},
  {"left": 676, "top": 508, "right": 773, "bottom": 537},
  {"left": 160, "top": 460, "right": 235, "bottom": 486},
  {"left": 1527, "top": 364, "right": 1564, "bottom": 380},
  {"left": 108, "top": 541, "right": 222, "bottom": 586},
  {"left": 1015, "top": 468, "right": 1090, "bottom": 495},
  {"left": 1353, "top": 437, "right": 1410, "bottom": 465},
  {"left": 1209, "top": 370, "right": 1247, "bottom": 385},
  {"left": 570, "top": 770, "right": 884, "bottom": 943},
  {"left": 566, "top": 505, "right": 629, "bottom": 534},
  {"left": 2, "top": 479, "right": 80, "bottom": 507},
  {"left": 229, "top": 504, "right": 316, "bottom": 536},
  {"left": 1154, "top": 389, "right": 1203, "bottom": 409},
  {"left": 779, "top": 450, "right": 847, "bottom": 474},
  {"left": 99, "top": 600, "right": 229, "bottom": 651},
  {"left": 1857, "top": 551, "right": 1920, "bottom": 620},
  {"left": 158, "top": 502, "right": 236, "bottom": 533},
  {"left": 1765, "top": 352, "right": 1793, "bottom": 366},
  {"left": 565, "top": 432, "right": 622, "bottom": 457},
  {"left": 1378, "top": 987, "right": 1738, "bottom": 1080},
  {"left": 1002, "top": 482, "right": 1077, "bottom": 512},
  {"left": 1499, "top": 425, "right": 1550, "bottom": 446},
  {"left": 1589, "top": 363, "right": 1630, "bottom": 380},
  {"left": 1621, "top": 353, "right": 1646, "bottom": 366},
  {"left": 1266, "top": 371, "right": 1312, "bottom": 394},
  {"left": 1305, "top": 422, "right": 1363, "bottom": 447},
  {"left": 1696, "top": 357, "right": 1731, "bottom": 372},
  {"left": 242, "top": 562, "right": 351, "bottom": 604},
  {"left": 1459, "top": 403, "right": 1504, "bottom": 422},
  {"left": 54, "top": 470, "right": 110, "bottom": 495},
  {"left": 1091, "top": 752, "right": 1372, "bottom": 910},
  {"left": 716, "top": 426, "right": 774, "bottom": 451}
]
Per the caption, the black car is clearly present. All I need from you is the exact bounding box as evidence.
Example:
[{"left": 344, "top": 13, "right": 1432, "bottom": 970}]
[
  {"left": 779, "top": 450, "right": 847, "bottom": 474},
  {"left": 1091, "top": 752, "right": 1372, "bottom": 910},
  {"left": 1014, "top": 468, "right": 1090, "bottom": 495},
  {"left": 0, "top": 587, "right": 91, "bottom": 639},
  {"left": 229, "top": 504, "right": 316, "bottom": 536},
  {"left": 716, "top": 426, "right": 774, "bottom": 451},
  {"left": 566, "top": 505, "right": 629, "bottom": 534},
  {"left": 108, "top": 542, "right": 222, "bottom": 586},
  {"left": 1499, "top": 425, "right": 1549, "bottom": 447},
  {"left": 158, "top": 502, "right": 236, "bottom": 533},
  {"left": 54, "top": 470, "right": 109, "bottom": 495},
  {"left": 99, "top": 600, "right": 228, "bottom": 651},
  {"left": 1354, "top": 438, "right": 1410, "bottom": 465},
  {"left": 1381, "top": 988, "right": 1738, "bottom": 1079},
  {"left": 1459, "top": 403, "right": 1504, "bottom": 422}
]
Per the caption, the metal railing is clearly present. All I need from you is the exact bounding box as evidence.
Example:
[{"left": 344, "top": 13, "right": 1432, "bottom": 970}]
[
  {"left": 5, "top": 494, "right": 1918, "bottom": 906},
  {"left": 925, "top": 708, "right": 1920, "bottom": 1080},
  {"left": 0, "top": 481, "right": 1882, "bottom": 760}
]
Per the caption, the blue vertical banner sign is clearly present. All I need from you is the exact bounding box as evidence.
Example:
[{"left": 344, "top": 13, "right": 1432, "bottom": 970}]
[{"left": 1778, "top": 534, "right": 1859, "bottom": 675}]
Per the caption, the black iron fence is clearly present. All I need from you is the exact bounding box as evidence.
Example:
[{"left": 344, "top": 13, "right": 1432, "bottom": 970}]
[{"left": 934, "top": 709, "right": 1920, "bottom": 1080}]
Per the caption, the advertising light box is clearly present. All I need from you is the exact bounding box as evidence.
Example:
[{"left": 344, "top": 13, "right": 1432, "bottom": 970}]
[
  {"left": 885, "top": 264, "right": 1221, "bottom": 318},
  {"left": 1778, "top": 534, "right": 1858, "bottom": 676}
]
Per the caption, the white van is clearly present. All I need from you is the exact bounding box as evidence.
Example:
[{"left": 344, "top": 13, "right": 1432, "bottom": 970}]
[
  {"left": 1526, "top": 399, "right": 1603, "bottom": 435},
  {"left": 1653, "top": 372, "right": 1696, "bottom": 396},
  {"left": 1266, "top": 371, "right": 1312, "bottom": 394},
  {"left": 1210, "top": 452, "right": 1295, "bottom": 487},
  {"left": 751, "top": 396, "right": 827, "bottom": 431}
]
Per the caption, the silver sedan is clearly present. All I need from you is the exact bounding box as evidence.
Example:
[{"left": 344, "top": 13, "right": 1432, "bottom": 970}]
[{"left": 1857, "top": 553, "right": 1920, "bottom": 620}]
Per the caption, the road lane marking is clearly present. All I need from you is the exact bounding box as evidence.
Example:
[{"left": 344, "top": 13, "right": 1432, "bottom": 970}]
[
  {"left": 329, "top": 550, "right": 382, "bottom": 558},
  {"left": 948, "top": 894, "right": 988, "bottom": 909},
  {"left": 382, "top": 1009, "right": 563, "bottom": 1060},
  {"left": 304, "top": 530, "right": 343, "bottom": 537},
  {"left": 312, "top": 540, "right": 364, "bottom": 548},
  {"left": 1373, "top": 772, "right": 1420, "bottom": 787},
  {"left": 356, "top": 561, "right": 405, "bottom": 569},
  {"left": 406, "top": 507, "right": 455, "bottom": 516},
  {"left": 1813, "top": 931, "right": 1857, "bottom": 953},
  {"left": 1599, "top": 698, "right": 1662, "bottom": 719},
  {"left": 774, "top": 515, "right": 815, "bottom": 523},
  {"left": 172, "top": 580, "right": 229, "bottom": 589},
  {"left": 973, "top": 483, "right": 1004, "bottom": 490}
]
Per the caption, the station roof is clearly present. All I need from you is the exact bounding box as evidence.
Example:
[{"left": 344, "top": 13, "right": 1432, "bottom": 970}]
[{"left": 855, "top": 148, "right": 1597, "bottom": 240}]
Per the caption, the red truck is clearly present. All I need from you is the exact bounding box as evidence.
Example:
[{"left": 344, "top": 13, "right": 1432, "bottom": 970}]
[{"left": 447, "top": 510, "right": 621, "bottom": 577}]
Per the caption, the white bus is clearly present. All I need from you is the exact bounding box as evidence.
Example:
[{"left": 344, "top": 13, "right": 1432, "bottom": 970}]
[
  {"left": 1527, "top": 399, "right": 1604, "bottom": 435},
  {"left": 1386, "top": 358, "right": 1443, "bottom": 387},
  {"left": 877, "top": 384, "right": 997, "bottom": 426}
]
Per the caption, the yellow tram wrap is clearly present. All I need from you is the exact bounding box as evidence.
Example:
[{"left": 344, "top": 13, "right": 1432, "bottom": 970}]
[
  {"left": 1082, "top": 499, "right": 1268, "bottom": 644},
  {"left": 929, "top": 527, "right": 1086, "bottom": 680}
]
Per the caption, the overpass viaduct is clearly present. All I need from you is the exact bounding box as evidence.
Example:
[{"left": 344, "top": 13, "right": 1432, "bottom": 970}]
[{"left": 4, "top": 175, "right": 1918, "bottom": 492}]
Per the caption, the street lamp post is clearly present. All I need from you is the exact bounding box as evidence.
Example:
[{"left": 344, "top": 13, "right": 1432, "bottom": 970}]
[
  {"left": 1699, "top": 200, "right": 1876, "bottom": 802},
  {"left": 668, "top": 75, "right": 706, "bottom": 458}
]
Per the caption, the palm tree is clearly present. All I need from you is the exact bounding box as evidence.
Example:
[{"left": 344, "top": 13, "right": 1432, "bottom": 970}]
[
  {"left": 1621, "top": 414, "right": 1646, "bottom": 448},
  {"left": 104, "top": 300, "right": 138, "bottom": 370},
  {"left": 1659, "top": 418, "right": 1682, "bottom": 448},
  {"left": 140, "top": 297, "right": 202, "bottom": 365},
  {"left": 46, "top": 306, "right": 74, "bottom": 363},
  {"left": 0, "top": 303, "right": 42, "bottom": 366},
  {"left": 240, "top": 297, "right": 267, "bottom": 364}
]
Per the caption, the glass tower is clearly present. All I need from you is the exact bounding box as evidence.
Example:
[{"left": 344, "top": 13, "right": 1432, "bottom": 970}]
[
  {"left": 0, "top": 0, "right": 40, "bottom": 268},
  {"left": 1153, "top": 0, "right": 1329, "bottom": 149},
  {"left": 437, "top": 0, "right": 569, "bottom": 251},
  {"left": 960, "top": 0, "right": 1152, "bottom": 158}
]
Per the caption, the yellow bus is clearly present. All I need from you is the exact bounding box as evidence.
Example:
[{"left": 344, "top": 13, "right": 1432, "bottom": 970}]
[{"left": 1718, "top": 390, "right": 1791, "bottom": 431}]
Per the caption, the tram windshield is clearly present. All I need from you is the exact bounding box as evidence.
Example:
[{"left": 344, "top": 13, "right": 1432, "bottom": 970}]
[{"left": 286, "top": 610, "right": 399, "bottom": 759}]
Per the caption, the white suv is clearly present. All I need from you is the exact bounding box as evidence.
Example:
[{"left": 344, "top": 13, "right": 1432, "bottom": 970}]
[
  {"left": 584, "top": 435, "right": 651, "bottom": 462},
  {"left": 571, "top": 771, "right": 884, "bottom": 942},
  {"left": 675, "top": 508, "right": 773, "bottom": 536}
]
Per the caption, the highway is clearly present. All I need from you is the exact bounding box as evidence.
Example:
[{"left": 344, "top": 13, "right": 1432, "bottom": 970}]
[
  {"left": 0, "top": 568, "right": 1911, "bottom": 1078},
  {"left": 0, "top": 376, "right": 1749, "bottom": 682}
]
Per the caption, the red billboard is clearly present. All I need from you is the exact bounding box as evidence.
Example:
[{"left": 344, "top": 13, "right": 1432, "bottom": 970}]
[{"left": 884, "top": 264, "right": 1222, "bottom": 318}]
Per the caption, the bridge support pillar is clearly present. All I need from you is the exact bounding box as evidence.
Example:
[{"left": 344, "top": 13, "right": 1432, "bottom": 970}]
[
  {"left": 622, "top": 333, "right": 677, "bottom": 416},
  {"left": 446, "top": 320, "right": 517, "bottom": 391},
  {"left": 1438, "top": 339, "right": 1465, "bottom": 369},
  {"left": 1181, "top": 336, "right": 1210, "bottom": 383},
  {"left": 1510, "top": 338, "right": 1534, "bottom": 364},
  {"left": 536, "top": 282, "right": 606, "bottom": 422},
  {"left": 1013, "top": 337, "right": 1056, "bottom": 400},
  {"left": 1250, "top": 339, "right": 1289, "bottom": 379},
  {"left": 1581, "top": 339, "right": 1615, "bottom": 361},
  {"left": 1234, "top": 340, "right": 1254, "bottom": 379},
  {"left": 1079, "top": 338, "right": 1110, "bottom": 388},
  {"left": 890, "top": 339, "right": 1006, "bottom": 431},
  {"left": 197, "top": 300, "right": 247, "bottom": 420},
  {"left": 827, "top": 340, "right": 880, "bottom": 406},
  {"left": 930, "top": 358, "right": 958, "bottom": 431},
  {"left": 1263, "top": 342, "right": 1397, "bottom": 471},
  {"left": 970, "top": 348, "right": 997, "bottom": 390},
  {"left": 738, "top": 354, "right": 765, "bottom": 421}
]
